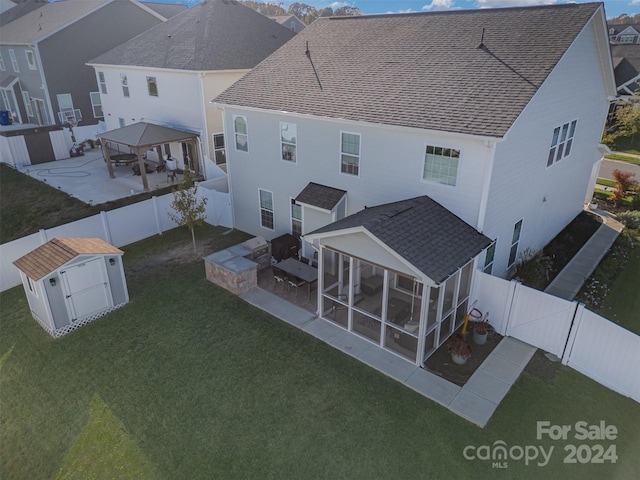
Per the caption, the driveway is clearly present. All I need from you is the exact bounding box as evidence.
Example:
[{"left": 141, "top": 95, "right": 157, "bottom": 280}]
[{"left": 21, "top": 149, "right": 178, "bottom": 205}]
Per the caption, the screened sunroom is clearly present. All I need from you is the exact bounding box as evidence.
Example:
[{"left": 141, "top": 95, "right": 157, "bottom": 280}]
[{"left": 304, "top": 196, "right": 492, "bottom": 366}]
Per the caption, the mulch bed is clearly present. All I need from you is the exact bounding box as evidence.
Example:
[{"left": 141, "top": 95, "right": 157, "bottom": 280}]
[{"left": 424, "top": 327, "right": 503, "bottom": 386}]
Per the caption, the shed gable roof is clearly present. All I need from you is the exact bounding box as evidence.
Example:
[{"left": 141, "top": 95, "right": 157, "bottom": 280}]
[
  {"left": 215, "top": 3, "right": 602, "bottom": 138},
  {"left": 13, "top": 238, "right": 123, "bottom": 281},
  {"left": 306, "top": 196, "right": 492, "bottom": 284},
  {"left": 89, "top": 0, "right": 296, "bottom": 71}
]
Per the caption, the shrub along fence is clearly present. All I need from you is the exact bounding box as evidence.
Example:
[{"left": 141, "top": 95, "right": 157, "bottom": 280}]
[
  {"left": 474, "top": 271, "right": 639, "bottom": 403},
  {"left": 1, "top": 187, "right": 231, "bottom": 292}
]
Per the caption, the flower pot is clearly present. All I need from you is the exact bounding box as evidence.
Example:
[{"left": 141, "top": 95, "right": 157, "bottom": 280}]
[
  {"left": 473, "top": 330, "right": 487, "bottom": 345},
  {"left": 451, "top": 352, "right": 469, "bottom": 365},
  {"left": 589, "top": 202, "right": 598, "bottom": 210}
]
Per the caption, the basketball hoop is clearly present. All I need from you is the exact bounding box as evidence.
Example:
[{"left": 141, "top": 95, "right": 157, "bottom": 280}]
[{"left": 58, "top": 109, "right": 82, "bottom": 143}]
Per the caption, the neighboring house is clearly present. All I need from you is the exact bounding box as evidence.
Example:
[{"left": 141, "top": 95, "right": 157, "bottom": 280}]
[
  {"left": 608, "top": 24, "right": 640, "bottom": 44},
  {"left": 140, "top": 1, "right": 188, "bottom": 19},
  {"left": 87, "top": 0, "right": 296, "bottom": 178},
  {"left": 611, "top": 44, "right": 640, "bottom": 98},
  {"left": 268, "top": 14, "right": 305, "bottom": 33},
  {"left": 0, "top": 0, "right": 47, "bottom": 27},
  {"left": 0, "top": 0, "right": 167, "bottom": 135},
  {"left": 213, "top": 4, "right": 615, "bottom": 364}
]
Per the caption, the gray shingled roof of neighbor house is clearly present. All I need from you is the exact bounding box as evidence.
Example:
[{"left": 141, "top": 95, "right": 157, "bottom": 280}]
[
  {"left": 308, "top": 196, "right": 492, "bottom": 284},
  {"left": 89, "top": 0, "right": 296, "bottom": 71},
  {"left": 611, "top": 44, "right": 640, "bottom": 87},
  {"left": 214, "top": 3, "right": 602, "bottom": 138},
  {"left": 295, "top": 182, "right": 347, "bottom": 211}
]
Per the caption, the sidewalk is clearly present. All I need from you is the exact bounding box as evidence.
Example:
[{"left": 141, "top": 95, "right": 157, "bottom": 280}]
[
  {"left": 545, "top": 208, "right": 624, "bottom": 300},
  {"left": 240, "top": 287, "right": 536, "bottom": 427}
]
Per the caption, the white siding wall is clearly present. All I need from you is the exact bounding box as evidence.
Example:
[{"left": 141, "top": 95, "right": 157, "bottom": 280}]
[
  {"left": 484, "top": 19, "right": 611, "bottom": 277},
  {"left": 95, "top": 67, "right": 203, "bottom": 134},
  {"left": 224, "top": 109, "right": 490, "bottom": 241}
]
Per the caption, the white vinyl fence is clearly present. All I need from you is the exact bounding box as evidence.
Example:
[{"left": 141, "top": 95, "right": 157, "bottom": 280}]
[
  {"left": 1, "top": 186, "right": 231, "bottom": 292},
  {"left": 473, "top": 271, "right": 640, "bottom": 402}
]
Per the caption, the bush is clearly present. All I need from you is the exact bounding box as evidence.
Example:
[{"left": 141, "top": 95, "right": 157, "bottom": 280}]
[
  {"left": 513, "top": 248, "right": 553, "bottom": 290},
  {"left": 617, "top": 210, "right": 640, "bottom": 229}
]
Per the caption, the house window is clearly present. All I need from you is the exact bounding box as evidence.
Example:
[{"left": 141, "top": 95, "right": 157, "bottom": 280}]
[
  {"left": 90, "top": 92, "right": 103, "bottom": 118},
  {"left": 259, "top": 189, "right": 274, "bottom": 230},
  {"left": 25, "top": 50, "right": 36, "bottom": 70},
  {"left": 9, "top": 50, "right": 19, "bottom": 72},
  {"left": 340, "top": 132, "right": 360, "bottom": 176},
  {"left": 118, "top": 117, "right": 126, "bottom": 128},
  {"left": 22, "top": 91, "right": 33, "bottom": 117},
  {"left": 56, "top": 93, "right": 75, "bottom": 123},
  {"left": 212, "top": 133, "right": 226, "bottom": 164},
  {"left": 483, "top": 242, "right": 496, "bottom": 274},
  {"left": 290, "top": 21, "right": 296, "bottom": 32},
  {"left": 147, "top": 76, "right": 158, "bottom": 97},
  {"left": 1, "top": 89, "right": 10, "bottom": 110},
  {"left": 423, "top": 145, "right": 460, "bottom": 186},
  {"left": 620, "top": 35, "right": 635, "bottom": 43},
  {"left": 120, "top": 74, "right": 129, "bottom": 97},
  {"left": 280, "top": 122, "right": 296, "bottom": 162},
  {"left": 508, "top": 220, "right": 523, "bottom": 267},
  {"left": 0, "top": 53, "right": 4, "bottom": 71},
  {"left": 291, "top": 199, "right": 302, "bottom": 237},
  {"left": 547, "top": 120, "right": 577, "bottom": 167},
  {"left": 234, "top": 115, "right": 248, "bottom": 152},
  {"left": 98, "top": 71, "right": 107, "bottom": 94}
]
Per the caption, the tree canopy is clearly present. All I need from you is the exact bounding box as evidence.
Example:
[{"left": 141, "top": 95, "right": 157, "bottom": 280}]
[{"left": 240, "top": 1, "right": 362, "bottom": 24}]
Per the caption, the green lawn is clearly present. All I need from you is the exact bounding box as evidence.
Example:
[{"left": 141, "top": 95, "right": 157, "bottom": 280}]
[
  {"left": 2, "top": 226, "right": 638, "bottom": 479},
  {"left": 605, "top": 153, "right": 640, "bottom": 164}
]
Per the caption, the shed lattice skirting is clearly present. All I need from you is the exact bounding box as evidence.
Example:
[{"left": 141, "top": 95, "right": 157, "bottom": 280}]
[{"left": 31, "top": 302, "right": 128, "bottom": 338}]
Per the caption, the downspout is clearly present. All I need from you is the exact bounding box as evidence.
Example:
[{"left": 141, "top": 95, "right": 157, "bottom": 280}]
[
  {"left": 33, "top": 44, "right": 55, "bottom": 125},
  {"left": 476, "top": 140, "right": 497, "bottom": 232}
]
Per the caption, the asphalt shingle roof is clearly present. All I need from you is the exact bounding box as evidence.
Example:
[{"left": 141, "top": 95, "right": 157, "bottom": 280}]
[
  {"left": 13, "top": 238, "right": 123, "bottom": 281},
  {"left": 89, "top": 0, "right": 296, "bottom": 71},
  {"left": 215, "top": 3, "right": 602, "bottom": 138},
  {"left": 308, "top": 196, "right": 492, "bottom": 284},
  {"left": 611, "top": 44, "right": 640, "bottom": 87},
  {"left": 295, "top": 182, "right": 346, "bottom": 211},
  {"left": 98, "top": 122, "right": 197, "bottom": 148}
]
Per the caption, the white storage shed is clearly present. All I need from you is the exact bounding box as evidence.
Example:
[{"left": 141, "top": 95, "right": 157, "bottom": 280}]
[{"left": 12, "top": 238, "right": 129, "bottom": 337}]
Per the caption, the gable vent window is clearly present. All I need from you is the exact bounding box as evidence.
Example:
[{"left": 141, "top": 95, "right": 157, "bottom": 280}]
[{"left": 547, "top": 120, "right": 577, "bottom": 167}]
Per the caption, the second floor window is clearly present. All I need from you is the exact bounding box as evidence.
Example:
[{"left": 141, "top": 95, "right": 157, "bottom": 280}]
[
  {"left": 25, "top": 50, "right": 36, "bottom": 70},
  {"left": 120, "top": 74, "right": 129, "bottom": 98},
  {"left": 98, "top": 72, "right": 107, "bottom": 94},
  {"left": 9, "top": 50, "right": 19, "bottom": 72},
  {"left": 423, "top": 145, "right": 460, "bottom": 186},
  {"left": 147, "top": 76, "right": 158, "bottom": 97},
  {"left": 280, "top": 122, "right": 296, "bottom": 161},
  {"left": 90, "top": 92, "right": 103, "bottom": 118},
  {"left": 234, "top": 115, "right": 248, "bottom": 152},
  {"left": 547, "top": 120, "right": 577, "bottom": 167},
  {"left": 340, "top": 132, "right": 360, "bottom": 176}
]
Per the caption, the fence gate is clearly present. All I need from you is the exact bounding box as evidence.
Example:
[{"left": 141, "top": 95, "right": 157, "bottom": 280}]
[{"left": 505, "top": 283, "right": 577, "bottom": 357}]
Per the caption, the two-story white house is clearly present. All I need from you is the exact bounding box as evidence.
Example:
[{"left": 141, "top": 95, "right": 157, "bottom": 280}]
[
  {"left": 87, "top": 0, "right": 295, "bottom": 178},
  {"left": 213, "top": 4, "right": 616, "bottom": 365}
]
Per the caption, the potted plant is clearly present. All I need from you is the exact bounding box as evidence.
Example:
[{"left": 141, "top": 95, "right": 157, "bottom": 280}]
[
  {"left": 473, "top": 318, "right": 491, "bottom": 345},
  {"left": 447, "top": 333, "right": 472, "bottom": 365},
  {"left": 589, "top": 197, "right": 598, "bottom": 210}
]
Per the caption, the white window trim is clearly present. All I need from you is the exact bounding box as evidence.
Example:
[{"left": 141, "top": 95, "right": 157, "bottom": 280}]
[
  {"left": 146, "top": 76, "right": 158, "bottom": 97},
  {"left": 339, "top": 131, "right": 361, "bottom": 177},
  {"left": 25, "top": 50, "right": 37, "bottom": 70},
  {"left": 233, "top": 115, "right": 248, "bottom": 152},
  {"left": 547, "top": 119, "right": 577, "bottom": 167},
  {"left": 259, "top": 188, "right": 274, "bottom": 230},
  {"left": 280, "top": 121, "right": 297, "bottom": 162},
  {"left": 508, "top": 219, "right": 523, "bottom": 268},
  {"left": 9, "top": 50, "right": 19, "bottom": 72},
  {"left": 421, "top": 143, "right": 461, "bottom": 187},
  {"left": 212, "top": 132, "right": 226, "bottom": 165},
  {"left": 90, "top": 92, "right": 103, "bottom": 118},
  {"left": 290, "top": 197, "right": 302, "bottom": 237},
  {"left": 98, "top": 71, "right": 107, "bottom": 94},
  {"left": 0, "top": 53, "right": 5, "bottom": 71}
]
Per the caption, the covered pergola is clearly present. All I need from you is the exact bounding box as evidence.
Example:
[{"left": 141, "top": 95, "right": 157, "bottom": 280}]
[{"left": 98, "top": 122, "right": 201, "bottom": 191}]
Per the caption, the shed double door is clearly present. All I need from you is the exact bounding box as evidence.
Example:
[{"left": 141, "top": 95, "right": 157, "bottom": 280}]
[{"left": 61, "top": 258, "right": 112, "bottom": 322}]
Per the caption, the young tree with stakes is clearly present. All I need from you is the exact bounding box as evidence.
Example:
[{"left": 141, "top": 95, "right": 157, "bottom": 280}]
[{"left": 168, "top": 170, "right": 208, "bottom": 254}]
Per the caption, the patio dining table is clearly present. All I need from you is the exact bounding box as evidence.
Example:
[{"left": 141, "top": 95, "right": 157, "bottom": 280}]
[{"left": 276, "top": 257, "right": 318, "bottom": 298}]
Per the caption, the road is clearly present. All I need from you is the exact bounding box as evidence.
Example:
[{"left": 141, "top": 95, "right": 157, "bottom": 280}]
[{"left": 598, "top": 158, "right": 640, "bottom": 180}]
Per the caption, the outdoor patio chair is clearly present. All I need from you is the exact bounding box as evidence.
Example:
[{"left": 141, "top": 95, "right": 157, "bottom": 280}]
[
  {"left": 272, "top": 268, "right": 288, "bottom": 292},
  {"left": 287, "top": 276, "right": 307, "bottom": 297}
]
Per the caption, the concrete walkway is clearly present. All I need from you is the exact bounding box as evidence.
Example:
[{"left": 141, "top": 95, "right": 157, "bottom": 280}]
[
  {"left": 240, "top": 287, "right": 536, "bottom": 427},
  {"left": 545, "top": 208, "right": 624, "bottom": 300}
]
